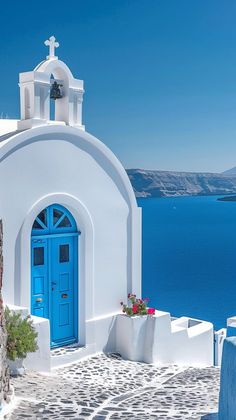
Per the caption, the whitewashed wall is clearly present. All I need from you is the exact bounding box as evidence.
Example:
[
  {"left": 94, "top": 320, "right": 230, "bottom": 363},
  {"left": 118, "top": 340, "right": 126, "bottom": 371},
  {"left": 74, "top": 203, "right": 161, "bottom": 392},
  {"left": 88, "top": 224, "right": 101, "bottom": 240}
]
[{"left": 0, "top": 124, "right": 141, "bottom": 359}]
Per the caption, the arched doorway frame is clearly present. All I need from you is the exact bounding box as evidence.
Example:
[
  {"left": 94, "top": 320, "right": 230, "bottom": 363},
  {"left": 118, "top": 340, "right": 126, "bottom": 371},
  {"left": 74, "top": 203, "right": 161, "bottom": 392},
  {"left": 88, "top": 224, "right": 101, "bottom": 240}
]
[
  {"left": 31, "top": 203, "right": 79, "bottom": 347},
  {"left": 19, "top": 193, "right": 94, "bottom": 346}
]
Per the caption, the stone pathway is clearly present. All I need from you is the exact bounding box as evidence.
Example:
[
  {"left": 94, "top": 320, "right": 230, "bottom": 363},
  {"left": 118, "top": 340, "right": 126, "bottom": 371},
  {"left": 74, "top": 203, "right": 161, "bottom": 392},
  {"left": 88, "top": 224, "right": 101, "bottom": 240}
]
[
  {"left": 50, "top": 342, "right": 81, "bottom": 357},
  {"left": 7, "top": 353, "right": 220, "bottom": 419}
]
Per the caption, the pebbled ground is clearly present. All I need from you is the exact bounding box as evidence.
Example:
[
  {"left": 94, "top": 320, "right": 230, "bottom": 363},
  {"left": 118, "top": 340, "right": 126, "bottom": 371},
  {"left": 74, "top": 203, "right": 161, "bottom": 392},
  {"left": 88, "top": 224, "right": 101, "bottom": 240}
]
[{"left": 7, "top": 353, "right": 220, "bottom": 419}]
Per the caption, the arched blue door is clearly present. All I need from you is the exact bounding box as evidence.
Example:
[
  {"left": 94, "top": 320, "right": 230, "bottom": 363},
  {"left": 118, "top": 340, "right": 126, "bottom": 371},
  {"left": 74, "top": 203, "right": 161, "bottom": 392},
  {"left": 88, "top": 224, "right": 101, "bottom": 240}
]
[{"left": 31, "top": 204, "right": 79, "bottom": 348}]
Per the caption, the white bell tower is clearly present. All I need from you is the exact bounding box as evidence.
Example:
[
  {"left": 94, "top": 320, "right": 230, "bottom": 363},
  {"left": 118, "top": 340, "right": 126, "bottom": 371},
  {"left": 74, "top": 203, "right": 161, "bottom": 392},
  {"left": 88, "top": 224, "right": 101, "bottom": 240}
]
[{"left": 18, "top": 36, "right": 85, "bottom": 131}]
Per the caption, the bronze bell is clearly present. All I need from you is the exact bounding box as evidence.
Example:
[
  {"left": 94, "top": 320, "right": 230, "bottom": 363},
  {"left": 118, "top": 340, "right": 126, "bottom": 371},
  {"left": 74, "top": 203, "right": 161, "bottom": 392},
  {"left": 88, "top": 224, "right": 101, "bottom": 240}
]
[{"left": 50, "top": 81, "right": 63, "bottom": 100}]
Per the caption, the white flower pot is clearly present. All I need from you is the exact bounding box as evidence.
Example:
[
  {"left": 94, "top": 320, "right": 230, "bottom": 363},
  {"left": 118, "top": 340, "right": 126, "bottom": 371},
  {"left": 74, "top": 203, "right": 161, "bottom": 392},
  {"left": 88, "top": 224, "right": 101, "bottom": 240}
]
[
  {"left": 8, "top": 358, "right": 25, "bottom": 376},
  {"left": 115, "top": 314, "right": 148, "bottom": 361}
]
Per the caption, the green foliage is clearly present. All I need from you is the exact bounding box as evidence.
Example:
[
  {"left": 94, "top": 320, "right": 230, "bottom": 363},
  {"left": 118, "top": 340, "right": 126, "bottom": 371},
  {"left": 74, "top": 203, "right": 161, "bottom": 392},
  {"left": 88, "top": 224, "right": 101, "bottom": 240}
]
[
  {"left": 120, "top": 294, "right": 149, "bottom": 316},
  {"left": 4, "top": 307, "right": 38, "bottom": 361}
]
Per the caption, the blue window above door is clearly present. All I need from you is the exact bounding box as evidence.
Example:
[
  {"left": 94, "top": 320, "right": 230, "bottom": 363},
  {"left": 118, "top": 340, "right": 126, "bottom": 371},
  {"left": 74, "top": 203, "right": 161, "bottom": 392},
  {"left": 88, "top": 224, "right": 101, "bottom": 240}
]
[{"left": 32, "top": 204, "right": 77, "bottom": 236}]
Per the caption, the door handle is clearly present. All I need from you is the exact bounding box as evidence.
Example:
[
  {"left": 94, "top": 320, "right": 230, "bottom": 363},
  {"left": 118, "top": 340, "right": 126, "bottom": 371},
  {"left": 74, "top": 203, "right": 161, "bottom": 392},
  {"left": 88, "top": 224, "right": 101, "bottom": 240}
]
[{"left": 61, "top": 293, "right": 68, "bottom": 299}]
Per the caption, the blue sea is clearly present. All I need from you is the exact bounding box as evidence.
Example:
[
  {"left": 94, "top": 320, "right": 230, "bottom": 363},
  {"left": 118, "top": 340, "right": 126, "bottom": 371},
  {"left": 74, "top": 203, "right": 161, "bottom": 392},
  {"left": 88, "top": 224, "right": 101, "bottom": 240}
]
[{"left": 138, "top": 195, "right": 236, "bottom": 330}]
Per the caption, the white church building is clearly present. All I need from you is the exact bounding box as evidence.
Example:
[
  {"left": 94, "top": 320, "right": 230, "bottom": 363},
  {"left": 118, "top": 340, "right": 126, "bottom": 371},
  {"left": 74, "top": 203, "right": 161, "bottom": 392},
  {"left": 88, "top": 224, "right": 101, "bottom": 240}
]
[
  {"left": 0, "top": 37, "right": 215, "bottom": 372},
  {"left": 0, "top": 37, "right": 142, "bottom": 370}
]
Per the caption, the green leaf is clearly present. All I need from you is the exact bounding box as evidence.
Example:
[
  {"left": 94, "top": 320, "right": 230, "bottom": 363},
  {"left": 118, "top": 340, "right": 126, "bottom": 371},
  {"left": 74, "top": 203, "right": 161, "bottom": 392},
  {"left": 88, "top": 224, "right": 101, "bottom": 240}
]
[{"left": 5, "top": 306, "right": 38, "bottom": 361}]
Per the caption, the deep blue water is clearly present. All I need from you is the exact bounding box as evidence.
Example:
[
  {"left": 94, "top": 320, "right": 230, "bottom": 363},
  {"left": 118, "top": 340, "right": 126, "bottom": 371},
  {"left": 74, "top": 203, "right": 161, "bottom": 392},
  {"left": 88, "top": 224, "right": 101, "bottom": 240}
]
[{"left": 138, "top": 195, "right": 236, "bottom": 330}]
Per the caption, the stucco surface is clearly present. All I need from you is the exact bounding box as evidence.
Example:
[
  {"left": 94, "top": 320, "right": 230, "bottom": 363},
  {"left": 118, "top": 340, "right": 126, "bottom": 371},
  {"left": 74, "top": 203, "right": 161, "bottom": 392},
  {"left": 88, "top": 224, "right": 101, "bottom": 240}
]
[
  {"left": 115, "top": 313, "right": 214, "bottom": 366},
  {"left": 218, "top": 337, "right": 236, "bottom": 419},
  {"left": 0, "top": 125, "right": 141, "bottom": 361},
  {"left": 1, "top": 126, "right": 140, "bottom": 312},
  {"left": 8, "top": 353, "right": 220, "bottom": 419}
]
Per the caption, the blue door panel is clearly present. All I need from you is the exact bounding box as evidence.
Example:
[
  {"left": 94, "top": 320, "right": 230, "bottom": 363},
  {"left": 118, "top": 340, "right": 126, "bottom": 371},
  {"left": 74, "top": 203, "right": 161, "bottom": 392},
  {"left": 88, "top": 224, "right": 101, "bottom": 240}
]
[
  {"left": 34, "top": 307, "right": 45, "bottom": 317},
  {"left": 33, "top": 276, "right": 44, "bottom": 295},
  {"left": 60, "top": 303, "right": 70, "bottom": 326},
  {"left": 31, "top": 238, "right": 49, "bottom": 319},
  {"left": 31, "top": 204, "right": 79, "bottom": 348},
  {"left": 60, "top": 273, "right": 69, "bottom": 291},
  {"left": 51, "top": 236, "right": 76, "bottom": 346}
]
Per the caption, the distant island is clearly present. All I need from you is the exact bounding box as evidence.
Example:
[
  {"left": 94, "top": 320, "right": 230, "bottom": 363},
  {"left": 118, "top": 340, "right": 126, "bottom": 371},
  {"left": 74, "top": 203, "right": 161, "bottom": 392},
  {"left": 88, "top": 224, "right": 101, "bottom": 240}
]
[
  {"left": 217, "top": 196, "right": 236, "bottom": 202},
  {"left": 126, "top": 168, "right": 236, "bottom": 198}
]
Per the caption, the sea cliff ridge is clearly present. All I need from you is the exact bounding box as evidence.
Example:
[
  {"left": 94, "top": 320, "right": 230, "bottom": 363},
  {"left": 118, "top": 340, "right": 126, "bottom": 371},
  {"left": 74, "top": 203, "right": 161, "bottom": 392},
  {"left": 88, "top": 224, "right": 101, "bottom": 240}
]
[{"left": 127, "top": 168, "right": 236, "bottom": 198}]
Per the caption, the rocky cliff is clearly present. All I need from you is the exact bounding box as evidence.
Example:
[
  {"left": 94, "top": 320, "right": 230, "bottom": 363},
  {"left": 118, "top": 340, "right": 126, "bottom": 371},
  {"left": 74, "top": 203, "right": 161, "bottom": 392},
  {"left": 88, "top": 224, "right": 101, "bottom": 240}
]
[
  {"left": 127, "top": 169, "right": 236, "bottom": 198},
  {"left": 0, "top": 220, "right": 10, "bottom": 409}
]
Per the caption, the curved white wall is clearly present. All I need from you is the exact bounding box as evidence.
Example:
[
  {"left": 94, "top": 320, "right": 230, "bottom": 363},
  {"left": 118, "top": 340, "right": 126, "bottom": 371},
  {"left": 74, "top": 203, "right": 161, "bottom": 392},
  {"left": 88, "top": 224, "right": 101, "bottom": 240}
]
[{"left": 0, "top": 125, "right": 141, "bottom": 351}]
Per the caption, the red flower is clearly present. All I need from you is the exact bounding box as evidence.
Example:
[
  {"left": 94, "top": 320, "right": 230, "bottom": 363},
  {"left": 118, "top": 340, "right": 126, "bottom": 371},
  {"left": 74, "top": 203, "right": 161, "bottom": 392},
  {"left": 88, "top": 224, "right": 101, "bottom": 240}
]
[
  {"left": 132, "top": 304, "right": 138, "bottom": 314},
  {"left": 147, "top": 308, "right": 155, "bottom": 315}
]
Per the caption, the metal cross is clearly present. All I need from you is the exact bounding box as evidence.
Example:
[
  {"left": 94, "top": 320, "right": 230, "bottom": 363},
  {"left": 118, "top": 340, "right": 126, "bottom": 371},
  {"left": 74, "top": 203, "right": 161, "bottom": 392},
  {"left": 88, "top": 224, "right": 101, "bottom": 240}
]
[{"left": 44, "top": 36, "right": 59, "bottom": 59}]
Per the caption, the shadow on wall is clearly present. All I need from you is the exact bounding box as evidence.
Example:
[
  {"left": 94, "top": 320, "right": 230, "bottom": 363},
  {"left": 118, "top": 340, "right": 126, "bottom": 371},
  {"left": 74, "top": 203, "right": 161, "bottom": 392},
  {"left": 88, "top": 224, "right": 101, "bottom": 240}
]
[
  {"left": 103, "top": 317, "right": 117, "bottom": 353},
  {"left": 14, "top": 228, "right": 21, "bottom": 306}
]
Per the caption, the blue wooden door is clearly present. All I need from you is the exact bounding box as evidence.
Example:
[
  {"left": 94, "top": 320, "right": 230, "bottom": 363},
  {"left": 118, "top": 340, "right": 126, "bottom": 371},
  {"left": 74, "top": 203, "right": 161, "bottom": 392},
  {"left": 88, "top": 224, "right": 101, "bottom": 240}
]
[
  {"left": 31, "top": 237, "right": 49, "bottom": 318},
  {"left": 31, "top": 204, "right": 79, "bottom": 348},
  {"left": 50, "top": 236, "right": 78, "bottom": 347}
]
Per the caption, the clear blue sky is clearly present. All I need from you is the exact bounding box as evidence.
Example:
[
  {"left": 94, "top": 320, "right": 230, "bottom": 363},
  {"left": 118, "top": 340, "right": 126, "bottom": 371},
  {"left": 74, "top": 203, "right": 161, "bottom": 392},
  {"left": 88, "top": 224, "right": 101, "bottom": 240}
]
[{"left": 0, "top": 0, "right": 236, "bottom": 172}]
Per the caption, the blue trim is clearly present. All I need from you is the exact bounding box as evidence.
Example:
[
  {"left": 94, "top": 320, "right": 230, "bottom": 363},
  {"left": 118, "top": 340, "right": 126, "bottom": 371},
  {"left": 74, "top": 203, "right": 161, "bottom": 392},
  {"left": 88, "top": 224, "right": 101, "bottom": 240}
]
[
  {"left": 51, "top": 337, "right": 77, "bottom": 348},
  {"left": 35, "top": 217, "right": 47, "bottom": 230},
  {"left": 48, "top": 236, "right": 52, "bottom": 335},
  {"left": 54, "top": 213, "right": 65, "bottom": 229},
  {"left": 32, "top": 204, "right": 77, "bottom": 236},
  {"left": 74, "top": 235, "right": 78, "bottom": 343},
  {"left": 31, "top": 203, "right": 79, "bottom": 348},
  {"left": 31, "top": 237, "right": 49, "bottom": 320},
  {"left": 32, "top": 232, "right": 81, "bottom": 240}
]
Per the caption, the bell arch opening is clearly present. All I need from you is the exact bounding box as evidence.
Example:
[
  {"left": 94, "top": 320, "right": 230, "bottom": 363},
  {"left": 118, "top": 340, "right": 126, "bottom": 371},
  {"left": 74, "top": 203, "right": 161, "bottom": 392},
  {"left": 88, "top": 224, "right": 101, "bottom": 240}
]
[
  {"left": 49, "top": 74, "right": 56, "bottom": 121},
  {"left": 47, "top": 67, "right": 69, "bottom": 124}
]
